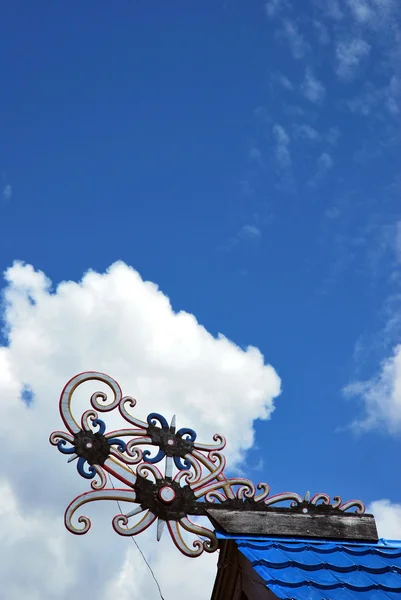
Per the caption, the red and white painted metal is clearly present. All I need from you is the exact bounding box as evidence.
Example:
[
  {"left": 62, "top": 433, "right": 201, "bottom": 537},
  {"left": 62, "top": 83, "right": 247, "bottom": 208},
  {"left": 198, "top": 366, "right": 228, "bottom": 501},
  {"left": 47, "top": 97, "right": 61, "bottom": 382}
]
[{"left": 50, "top": 371, "right": 366, "bottom": 558}]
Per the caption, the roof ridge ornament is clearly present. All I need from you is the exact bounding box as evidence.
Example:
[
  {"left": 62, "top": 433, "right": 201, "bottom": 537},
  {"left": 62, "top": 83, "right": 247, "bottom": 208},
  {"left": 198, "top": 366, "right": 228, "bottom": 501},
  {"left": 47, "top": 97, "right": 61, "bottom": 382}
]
[{"left": 50, "top": 371, "right": 366, "bottom": 558}]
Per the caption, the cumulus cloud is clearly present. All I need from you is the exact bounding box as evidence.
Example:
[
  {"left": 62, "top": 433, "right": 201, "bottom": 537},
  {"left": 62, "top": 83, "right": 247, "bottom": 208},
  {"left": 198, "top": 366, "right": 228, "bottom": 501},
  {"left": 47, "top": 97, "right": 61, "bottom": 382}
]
[
  {"left": 368, "top": 499, "right": 401, "bottom": 539},
  {"left": 103, "top": 529, "right": 219, "bottom": 600},
  {"left": 0, "top": 480, "right": 75, "bottom": 600},
  {"left": 345, "top": 225, "right": 401, "bottom": 434},
  {"left": 302, "top": 68, "right": 326, "bottom": 103},
  {"left": 0, "top": 261, "right": 281, "bottom": 599},
  {"left": 344, "top": 344, "right": 401, "bottom": 433},
  {"left": 273, "top": 124, "right": 292, "bottom": 168},
  {"left": 336, "top": 39, "right": 371, "bottom": 81}
]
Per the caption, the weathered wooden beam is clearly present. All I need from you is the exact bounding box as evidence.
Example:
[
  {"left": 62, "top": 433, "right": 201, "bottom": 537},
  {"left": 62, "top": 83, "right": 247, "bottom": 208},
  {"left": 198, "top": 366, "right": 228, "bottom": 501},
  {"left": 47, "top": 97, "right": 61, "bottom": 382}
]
[{"left": 207, "top": 508, "right": 378, "bottom": 542}]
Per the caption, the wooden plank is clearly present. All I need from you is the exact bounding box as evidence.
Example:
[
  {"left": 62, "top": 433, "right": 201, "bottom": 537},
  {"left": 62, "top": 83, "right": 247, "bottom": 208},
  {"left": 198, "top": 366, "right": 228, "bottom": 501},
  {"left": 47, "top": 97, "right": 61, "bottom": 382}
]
[
  {"left": 210, "top": 540, "right": 239, "bottom": 600},
  {"left": 206, "top": 509, "right": 378, "bottom": 541},
  {"left": 211, "top": 540, "right": 277, "bottom": 600},
  {"left": 239, "top": 550, "right": 279, "bottom": 600}
]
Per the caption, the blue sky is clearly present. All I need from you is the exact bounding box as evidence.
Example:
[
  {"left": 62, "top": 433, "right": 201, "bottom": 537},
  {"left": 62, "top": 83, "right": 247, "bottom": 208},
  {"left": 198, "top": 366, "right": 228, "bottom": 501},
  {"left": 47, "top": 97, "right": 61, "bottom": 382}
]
[{"left": 0, "top": 1, "right": 400, "bottom": 590}]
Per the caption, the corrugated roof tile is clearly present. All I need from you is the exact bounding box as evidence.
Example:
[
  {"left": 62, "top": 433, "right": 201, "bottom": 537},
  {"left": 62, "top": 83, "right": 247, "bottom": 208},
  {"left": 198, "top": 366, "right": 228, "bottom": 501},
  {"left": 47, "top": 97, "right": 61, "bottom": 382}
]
[{"left": 217, "top": 534, "right": 401, "bottom": 599}]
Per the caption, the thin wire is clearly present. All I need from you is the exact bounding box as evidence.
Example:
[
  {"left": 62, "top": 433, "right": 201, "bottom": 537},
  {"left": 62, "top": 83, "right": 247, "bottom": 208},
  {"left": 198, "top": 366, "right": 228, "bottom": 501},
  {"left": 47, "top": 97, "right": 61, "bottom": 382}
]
[{"left": 108, "top": 474, "right": 166, "bottom": 600}]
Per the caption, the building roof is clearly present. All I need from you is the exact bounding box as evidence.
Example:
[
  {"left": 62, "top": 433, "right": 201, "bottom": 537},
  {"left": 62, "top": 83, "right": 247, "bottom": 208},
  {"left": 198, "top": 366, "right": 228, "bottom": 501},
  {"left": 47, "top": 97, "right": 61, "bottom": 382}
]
[{"left": 217, "top": 533, "right": 401, "bottom": 599}]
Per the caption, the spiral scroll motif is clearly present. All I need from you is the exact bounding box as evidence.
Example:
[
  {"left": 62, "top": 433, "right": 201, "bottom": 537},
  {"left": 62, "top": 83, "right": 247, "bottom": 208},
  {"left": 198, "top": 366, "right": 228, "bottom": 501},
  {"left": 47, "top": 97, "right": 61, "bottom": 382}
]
[{"left": 50, "top": 371, "right": 367, "bottom": 558}]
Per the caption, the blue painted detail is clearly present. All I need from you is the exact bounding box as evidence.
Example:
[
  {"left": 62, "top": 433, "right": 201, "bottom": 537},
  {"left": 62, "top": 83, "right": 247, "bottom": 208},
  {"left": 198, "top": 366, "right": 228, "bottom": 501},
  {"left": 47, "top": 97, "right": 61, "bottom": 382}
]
[
  {"left": 147, "top": 412, "right": 169, "bottom": 429},
  {"left": 57, "top": 439, "right": 76, "bottom": 454},
  {"left": 91, "top": 418, "right": 106, "bottom": 435},
  {"left": 174, "top": 455, "right": 191, "bottom": 470},
  {"left": 77, "top": 457, "right": 96, "bottom": 479},
  {"left": 217, "top": 533, "right": 401, "bottom": 599},
  {"left": 107, "top": 438, "right": 127, "bottom": 452},
  {"left": 142, "top": 415, "right": 194, "bottom": 470},
  {"left": 143, "top": 448, "right": 165, "bottom": 464},
  {"left": 177, "top": 427, "right": 197, "bottom": 442}
]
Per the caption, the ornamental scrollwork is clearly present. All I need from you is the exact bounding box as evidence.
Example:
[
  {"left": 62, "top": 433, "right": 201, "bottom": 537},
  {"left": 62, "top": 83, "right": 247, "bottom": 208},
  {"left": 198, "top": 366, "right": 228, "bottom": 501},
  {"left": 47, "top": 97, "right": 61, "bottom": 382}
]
[{"left": 50, "top": 372, "right": 366, "bottom": 558}]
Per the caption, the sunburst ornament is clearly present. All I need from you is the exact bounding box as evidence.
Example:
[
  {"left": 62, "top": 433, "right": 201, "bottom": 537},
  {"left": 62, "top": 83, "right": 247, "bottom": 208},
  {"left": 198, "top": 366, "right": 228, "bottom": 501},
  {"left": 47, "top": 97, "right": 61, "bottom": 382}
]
[{"left": 50, "top": 372, "right": 366, "bottom": 558}]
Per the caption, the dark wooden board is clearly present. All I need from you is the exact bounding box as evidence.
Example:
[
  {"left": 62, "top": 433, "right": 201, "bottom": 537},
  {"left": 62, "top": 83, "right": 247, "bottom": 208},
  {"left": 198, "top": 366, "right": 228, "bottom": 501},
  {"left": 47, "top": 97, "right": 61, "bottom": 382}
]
[
  {"left": 207, "top": 509, "right": 378, "bottom": 541},
  {"left": 211, "top": 540, "right": 278, "bottom": 600}
]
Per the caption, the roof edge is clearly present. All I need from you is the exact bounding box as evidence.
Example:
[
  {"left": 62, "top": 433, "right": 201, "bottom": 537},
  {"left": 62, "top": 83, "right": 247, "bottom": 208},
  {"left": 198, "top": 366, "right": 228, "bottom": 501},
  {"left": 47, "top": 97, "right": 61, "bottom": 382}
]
[
  {"left": 208, "top": 507, "right": 378, "bottom": 542},
  {"left": 216, "top": 532, "right": 401, "bottom": 548}
]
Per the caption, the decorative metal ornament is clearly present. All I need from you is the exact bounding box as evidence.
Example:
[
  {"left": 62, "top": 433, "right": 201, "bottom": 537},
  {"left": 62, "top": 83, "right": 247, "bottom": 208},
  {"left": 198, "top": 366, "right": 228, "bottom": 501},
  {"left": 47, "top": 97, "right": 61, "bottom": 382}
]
[{"left": 50, "top": 372, "right": 366, "bottom": 558}]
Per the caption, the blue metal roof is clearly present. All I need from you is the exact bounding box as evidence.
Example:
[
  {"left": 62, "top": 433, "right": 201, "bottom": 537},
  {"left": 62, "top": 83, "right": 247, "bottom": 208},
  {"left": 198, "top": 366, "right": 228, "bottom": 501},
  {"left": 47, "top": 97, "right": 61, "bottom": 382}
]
[{"left": 217, "top": 533, "right": 401, "bottom": 599}]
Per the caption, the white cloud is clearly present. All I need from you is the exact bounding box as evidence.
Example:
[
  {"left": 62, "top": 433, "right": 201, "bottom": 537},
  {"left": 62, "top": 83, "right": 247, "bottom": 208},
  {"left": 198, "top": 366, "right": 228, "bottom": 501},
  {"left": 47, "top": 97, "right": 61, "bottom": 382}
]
[
  {"left": 0, "top": 480, "right": 75, "bottom": 600},
  {"left": 316, "top": 0, "right": 344, "bottom": 19},
  {"left": 309, "top": 152, "right": 334, "bottom": 186},
  {"left": 346, "top": 0, "right": 375, "bottom": 23},
  {"left": 395, "top": 221, "right": 401, "bottom": 263},
  {"left": 368, "top": 500, "right": 401, "bottom": 539},
  {"left": 344, "top": 343, "right": 401, "bottom": 433},
  {"left": 318, "top": 152, "right": 334, "bottom": 172},
  {"left": 313, "top": 20, "right": 331, "bottom": 45},
  {"left": 347, "top": 78, "right": 400, "bottom": 117},
  {"left": 326, "top": 127, "right": 341, "bottom": 145},
  {"left": 347, "top": 84, "right": 381, "bottom": 115},
  {"left": 386, "top": 76, "right": 400, "bottom": 115},
  {"left": 325, "top": 207, "right": 341, "bottom": 219},
  {"left": 249, "top": 143, "right": 263, "bottom": 166},
  {"left": 284, "top": 105, "right": 307, "bottom": 117},
  {"left": 278, "top": 74, "right": 294, "bottom": 90},
  {"left": 0, "top": 261, "right": 281, "bottom": 599},
  {"left": 265, "top": 0, "right": 290, "bottom": 18},
  {"left": 273, "top": 73, "right": 294, "bottom": 91},
  {"left": 302, "top": 68, "right": 326, "bottom": 103},
  {"left": 293, "top": 124, "right": 321, "bottom": 141},
  {"left": 240, "top": 224, "right": 262, "bottom": 239},
  {"left": 251, "top": 458, "right": 265, "bottom": 472},
  {"left": 273, "top": 124, "right": 292, "bottom": 168},
  {"left": 103, "top": 531, "right": 218, "bottom": 600},
  {"left": 3, "top": 184, "right": 12, "bottom": 202},
  {"left": 240, "top": 179, "right": 254, "bottom": 196},
  {"left": 279, "top": 20, "right": 310, "bottom": 59},
  {"left": 254, "top": 106, "right": 270, "bottom": 122},
  {"left": 336, "top": 39, "right": 371, "bottom": 81},
  {"left": 346, "top": 0, "right": 396, "bottom": 28}
]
